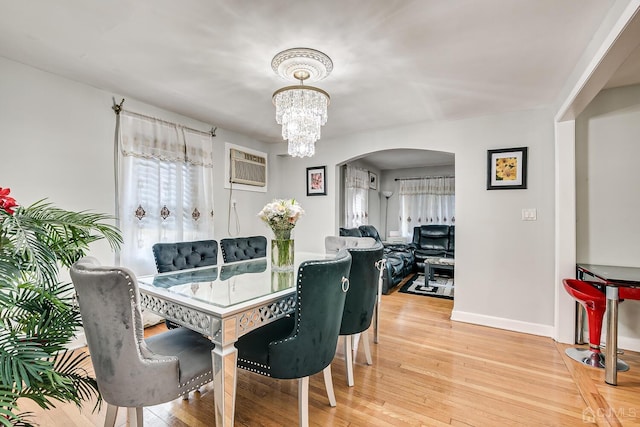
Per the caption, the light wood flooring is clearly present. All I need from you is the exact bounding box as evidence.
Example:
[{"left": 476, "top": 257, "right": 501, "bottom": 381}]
[{"left": 18, "top": 281, "right": 640, "bottom": 426}]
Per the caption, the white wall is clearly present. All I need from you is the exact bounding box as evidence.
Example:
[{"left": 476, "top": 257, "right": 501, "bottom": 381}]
[
  {"left": 0, "top": 54, "right": 560, "bottom": 339},
  {"left": 552, "top": 0, "right": 640, "bottom": 349},
  {"left": 576, "top": 83, "right": 640, "bottom": 344},
  {"left": 0, "top": 56, "right": 273, "bottom": 267},
  {"left": 271, "top": 108, "right": 557, "bottom": 336},
  {"left": 576, "top": 84, "right": 640, "bottom": 265}
]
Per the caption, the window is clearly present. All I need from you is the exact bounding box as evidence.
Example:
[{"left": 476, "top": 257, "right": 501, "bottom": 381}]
[
  {"left": 344, "top": 165, "right": 369, "bottom": 228},
  {"left": 117, "top": 113, "right": 215, "bottom": 275},
  {"left": 398, "top": 176, "right": 455, "bottom": 237}
]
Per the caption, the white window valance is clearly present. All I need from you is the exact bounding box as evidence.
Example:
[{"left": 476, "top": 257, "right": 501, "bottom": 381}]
[
  {"left": 345, "top": 165, "right": 370, "bottom": 189},
  {"left": 399, "top": 176, "right": 455, "bottom": 196},
  {"left": 120, "top": 112, "right": 214, "bottom": 167}
]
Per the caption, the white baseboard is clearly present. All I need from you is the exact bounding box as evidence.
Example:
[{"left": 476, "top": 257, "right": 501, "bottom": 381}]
[
  {"left": 450, "top": 309, "right": 554, "bottom": 337},
  {"left": 605, "top": 335, "right": 640, "bottom": 353},
  {"left": 451, "top": 310, "right": 640, "bottom": 353}
]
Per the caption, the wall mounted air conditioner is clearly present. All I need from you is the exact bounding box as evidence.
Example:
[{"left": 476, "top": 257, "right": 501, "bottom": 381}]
[{"left": 230, "top": 148, "right": 267, "bottom": 187}]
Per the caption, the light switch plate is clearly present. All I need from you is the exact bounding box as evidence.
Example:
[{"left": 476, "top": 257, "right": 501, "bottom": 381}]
[{"left": 521, "top": 208, "right": 537, "bottom": 221}]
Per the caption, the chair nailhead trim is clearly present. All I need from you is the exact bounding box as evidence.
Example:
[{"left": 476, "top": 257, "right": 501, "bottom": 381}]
[
  {"left": 115, "top": 270, "right": 215, "bottom": 399},
  {"left": 177, "top": 374, "right": 213, "bottom": 398},
  {"left": 179, "top": 370, "right": 213, "bottom": 388},
  {"left": 238, "top": 358, "right": 271, "bottom": 376},
  {"left": 238, "top": 257, "right": 348, "bottom": 378}
]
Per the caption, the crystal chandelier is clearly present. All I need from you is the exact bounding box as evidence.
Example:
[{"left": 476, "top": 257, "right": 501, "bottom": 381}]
[{"left": 271, "top": 48, "right": 333, "bottom": 158}]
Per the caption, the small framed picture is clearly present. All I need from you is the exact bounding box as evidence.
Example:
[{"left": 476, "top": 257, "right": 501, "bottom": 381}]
[
  {"left": 369, "top": 172, "right": 378, "bottom": 190},
  {"left": 306, "top": 166, "right": 327, "bottom": 196},
  {"left": 487, "top": 147, "right": 528, "bottom": 190}
]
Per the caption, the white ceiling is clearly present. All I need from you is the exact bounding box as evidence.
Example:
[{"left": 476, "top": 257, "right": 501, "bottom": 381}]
[{"left": 1, "top": 0, "right": 636, "bottom": 170}]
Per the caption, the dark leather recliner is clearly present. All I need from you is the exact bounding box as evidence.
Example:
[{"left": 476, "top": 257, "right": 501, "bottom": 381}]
[
  {"left": 340, "top": 225, "right": 414, "bottom": 294},
  {"left": 220, "top": 236, "right": 267, "bottom": 263},
  {"left": 411, "top": 225, "right": 455, "bottom": 271}
]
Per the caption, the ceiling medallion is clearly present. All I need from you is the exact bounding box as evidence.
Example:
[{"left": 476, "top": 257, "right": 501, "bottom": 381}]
[{"left": 271, "top": 48, "right": 333, "bottom": 158}]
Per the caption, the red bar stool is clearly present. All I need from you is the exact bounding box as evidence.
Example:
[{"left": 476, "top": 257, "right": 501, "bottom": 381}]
[
  {"left": 619, "top": 285, "right": 640, "bottom": 301},
  {"left": 563, "top": 279, "right": 629, "bottom": 371}
]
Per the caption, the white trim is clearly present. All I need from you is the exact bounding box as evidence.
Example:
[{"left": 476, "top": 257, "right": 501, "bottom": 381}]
[
  {"left": 451, "top": 310, "right": 554, "bottom": 338},
  {"left": 615, "top": 336, "right": 640, "bottom": 353},
  {"left": 556, "top": 1, "right": 640, "bottom": 122},
  {"left": 554, "top": 120, "right": 577, "bottom": 344}
]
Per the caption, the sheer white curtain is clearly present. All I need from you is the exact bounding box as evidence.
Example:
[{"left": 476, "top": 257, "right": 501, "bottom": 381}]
[
  {"left": 344, "top": 165, "right": 369, "bottom": 228},
  {"left": 399, "top": 176, "right": 455, "bottom": 238},
  {"left": 117, "top": 112, "right": 215, "bottom": 276}
]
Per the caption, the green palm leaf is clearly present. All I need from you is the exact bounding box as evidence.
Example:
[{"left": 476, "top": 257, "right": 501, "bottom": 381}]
[{"left": 1, "top": 196, "right": 121, "bottom": 425}]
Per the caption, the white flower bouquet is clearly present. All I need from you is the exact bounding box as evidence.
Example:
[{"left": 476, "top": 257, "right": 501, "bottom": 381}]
[{"left": 258, "top": 198, "right": 304, "bottom": 240}]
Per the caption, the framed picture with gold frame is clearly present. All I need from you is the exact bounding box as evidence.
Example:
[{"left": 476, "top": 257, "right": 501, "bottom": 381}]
[{"left": 487, "top": 147, "right": 528, "bottom": 190}]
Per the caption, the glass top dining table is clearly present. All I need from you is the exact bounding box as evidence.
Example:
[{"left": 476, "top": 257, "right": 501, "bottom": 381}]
[
  {"left": 137, "top": 251, "right": 330, "bottom": 427},
  {"left": 576, "top": 263, "right": 640, "bottom": 386}
]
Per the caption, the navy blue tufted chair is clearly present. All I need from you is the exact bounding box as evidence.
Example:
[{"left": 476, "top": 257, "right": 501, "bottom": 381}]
[
  {"left": 220, "top": 236, "right": 267, "bottom": 263},
  {"left": 152, "top": 240, "right": 218, "bottom": 329},
  {"left": 152, "top": 240, "right": 218, "bottom": 272}
]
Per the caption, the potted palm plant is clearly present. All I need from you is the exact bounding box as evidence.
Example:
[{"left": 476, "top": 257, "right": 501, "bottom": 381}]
[{"left": 0, "top": 187, "right": 122, "bottom": 426}]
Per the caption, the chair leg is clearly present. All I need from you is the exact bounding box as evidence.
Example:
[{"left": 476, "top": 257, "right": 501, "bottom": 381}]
[
  {"left": 362, "top": 329, "right": 373, "bottom": 365},
  {"left": 373, "top": 302, "right": 380, "bottom": 344},
  {"left": 126, "top": 407, "right": 143, "bottom": 427},
  {"left": 352, "top": 333, "right": 361, "bottom": 360},
  {"left": 103, "top": 404, "right": 118, "bottom": 427},
  {"left": 374, "top": 259, "right": 384, "bottom": 344},
  {"left": 344, "top": 335, "right": 355, "bottom": 387},
  {"left": 135, "top": 407, "right": 144, "bottom": 427},
  {"left": 322, "top": 365, "right": 337, "bottom": 407},
  {"left": 298, "top": 377, "right": 309, "bottom": 427}
]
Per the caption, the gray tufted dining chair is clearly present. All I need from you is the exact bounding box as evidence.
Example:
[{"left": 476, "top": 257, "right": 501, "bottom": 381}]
[{"left": 70, "top": 257, "right": 216, "bottom": 427}]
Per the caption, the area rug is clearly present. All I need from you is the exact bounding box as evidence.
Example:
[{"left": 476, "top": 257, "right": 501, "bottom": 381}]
[{"left": 399, "top": 274, "right": 454, "bottom": 300}]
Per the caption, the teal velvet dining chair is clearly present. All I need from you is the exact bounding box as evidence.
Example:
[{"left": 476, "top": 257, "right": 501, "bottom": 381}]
[
  {"left": 234, "top": 250, "right": 352, "bottom": 427},
  {"left": 337, "top": 244, "right": 385, "bottom": 386}
]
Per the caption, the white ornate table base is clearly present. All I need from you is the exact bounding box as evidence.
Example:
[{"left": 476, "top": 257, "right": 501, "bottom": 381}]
[{"left": 140, "top": 293, "right": 297, "bottom": 426}]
